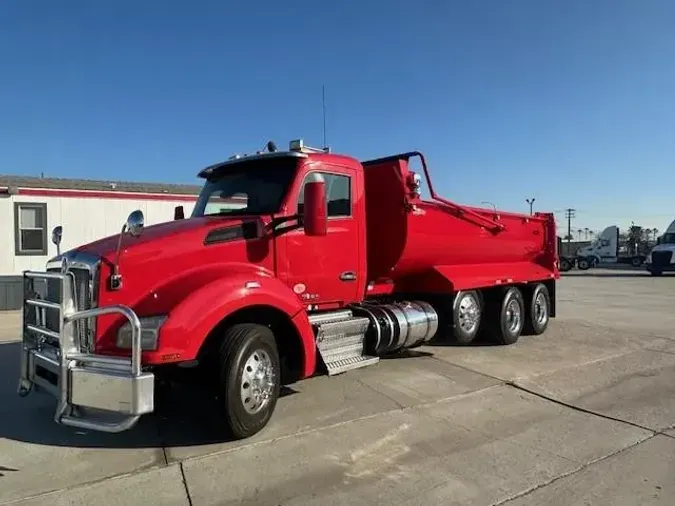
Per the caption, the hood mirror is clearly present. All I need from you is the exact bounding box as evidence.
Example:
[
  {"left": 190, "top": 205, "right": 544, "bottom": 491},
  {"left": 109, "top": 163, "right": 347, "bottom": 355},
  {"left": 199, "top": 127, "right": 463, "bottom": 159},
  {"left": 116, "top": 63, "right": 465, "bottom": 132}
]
[
  {"left": 126, "top": 210, "right": 144, "bottom": 237},
  {"left": 111, "top": 210, "right": 145, "bottom": 291},
  {"left": 657, "top": 237, "right": 662, "bottom": 245},
  {"left": 51, "top": 226, "right": 63, "bottom": 256}
]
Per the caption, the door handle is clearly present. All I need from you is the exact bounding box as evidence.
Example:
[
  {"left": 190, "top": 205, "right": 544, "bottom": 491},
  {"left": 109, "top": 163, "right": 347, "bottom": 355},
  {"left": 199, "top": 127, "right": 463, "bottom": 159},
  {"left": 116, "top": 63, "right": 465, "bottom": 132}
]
[{"left": 340, "top": 271, "right": 357, "bottom": 282}]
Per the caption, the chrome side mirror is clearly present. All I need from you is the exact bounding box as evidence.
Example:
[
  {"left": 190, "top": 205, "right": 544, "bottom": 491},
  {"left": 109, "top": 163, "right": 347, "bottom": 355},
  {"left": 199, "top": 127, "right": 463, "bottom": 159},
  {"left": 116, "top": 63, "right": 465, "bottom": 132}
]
[
  {"left": 51, "top": 226, "right": 63, "bottom": 256},
  {"left": 125, "top": 210, "right": 144, "bottom": 237}
]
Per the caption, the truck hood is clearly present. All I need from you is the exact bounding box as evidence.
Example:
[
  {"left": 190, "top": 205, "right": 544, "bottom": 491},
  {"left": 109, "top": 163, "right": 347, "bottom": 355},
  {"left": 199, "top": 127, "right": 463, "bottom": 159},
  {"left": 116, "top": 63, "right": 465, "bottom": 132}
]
[
  {"left": 649, "top": 244, "right": 675, "bottom": 254},
  {"left": 73, "top": 215, "right": 263, "bottom": 260}
]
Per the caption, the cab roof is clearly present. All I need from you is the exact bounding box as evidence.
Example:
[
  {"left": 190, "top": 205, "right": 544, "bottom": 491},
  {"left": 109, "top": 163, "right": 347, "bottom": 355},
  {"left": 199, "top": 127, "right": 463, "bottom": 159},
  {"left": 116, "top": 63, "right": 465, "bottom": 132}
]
[{"left": 197, "top": 139, "right": 362, "bottom": 179}]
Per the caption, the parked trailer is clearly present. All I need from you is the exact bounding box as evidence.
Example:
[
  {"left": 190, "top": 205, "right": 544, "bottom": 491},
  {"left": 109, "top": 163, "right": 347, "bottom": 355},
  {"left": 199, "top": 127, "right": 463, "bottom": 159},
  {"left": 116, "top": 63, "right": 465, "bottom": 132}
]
[
  {"left": 556, "top": 236, "right": 577, "bottom": 272},
  {"left": 17, "top": 139, "right": 559, "bottom": 438}
]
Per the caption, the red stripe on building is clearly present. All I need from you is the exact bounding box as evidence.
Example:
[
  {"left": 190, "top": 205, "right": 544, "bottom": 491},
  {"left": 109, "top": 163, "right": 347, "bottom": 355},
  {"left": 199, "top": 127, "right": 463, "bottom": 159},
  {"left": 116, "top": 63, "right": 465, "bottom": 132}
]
[{"left": 16, "top": 188, "right": 200, "bottom": 202}]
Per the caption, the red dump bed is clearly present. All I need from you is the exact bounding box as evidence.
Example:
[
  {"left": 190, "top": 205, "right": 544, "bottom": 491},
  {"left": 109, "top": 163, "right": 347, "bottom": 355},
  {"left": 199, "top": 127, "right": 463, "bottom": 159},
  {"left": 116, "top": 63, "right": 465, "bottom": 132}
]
[{"left": 362, "top": 153, "right": 558, "bottom": 293}]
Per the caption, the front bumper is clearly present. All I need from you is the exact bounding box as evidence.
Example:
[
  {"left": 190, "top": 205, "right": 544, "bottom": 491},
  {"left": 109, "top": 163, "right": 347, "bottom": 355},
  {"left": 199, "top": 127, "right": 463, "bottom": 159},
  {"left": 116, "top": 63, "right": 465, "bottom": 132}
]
[
  {"left": 646, "top": 263, "right": 675, "bottom": 272},
  {"left": 18, "top": 270, "right": 154, "bottom": 433},
  {"left": 645, "top": 251, "right": 675, "bottom": 272}
]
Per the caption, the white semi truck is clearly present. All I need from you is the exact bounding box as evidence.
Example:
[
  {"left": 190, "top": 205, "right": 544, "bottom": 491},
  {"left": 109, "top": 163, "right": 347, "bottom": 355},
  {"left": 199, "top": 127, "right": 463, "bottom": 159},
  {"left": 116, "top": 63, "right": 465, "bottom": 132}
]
[
  {"left": 567, "top": 225, "right": 646, "bottom": 271},
  {"left": 645, "top": 219, "right": 675, "bottom": 276}
]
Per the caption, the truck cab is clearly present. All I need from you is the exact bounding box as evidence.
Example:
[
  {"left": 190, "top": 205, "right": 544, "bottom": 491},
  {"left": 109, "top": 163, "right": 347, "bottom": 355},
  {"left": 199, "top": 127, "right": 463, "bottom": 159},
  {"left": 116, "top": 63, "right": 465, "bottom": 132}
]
[{"left": 645, "top": 219, "right": 675, "bottom": 275}]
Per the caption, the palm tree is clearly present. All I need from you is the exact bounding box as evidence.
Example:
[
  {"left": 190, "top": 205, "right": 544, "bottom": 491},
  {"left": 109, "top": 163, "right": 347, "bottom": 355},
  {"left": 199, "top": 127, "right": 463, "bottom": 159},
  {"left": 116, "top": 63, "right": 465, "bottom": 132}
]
[{"left": 584, "top": 227, "right": 589, "bottom": 240}]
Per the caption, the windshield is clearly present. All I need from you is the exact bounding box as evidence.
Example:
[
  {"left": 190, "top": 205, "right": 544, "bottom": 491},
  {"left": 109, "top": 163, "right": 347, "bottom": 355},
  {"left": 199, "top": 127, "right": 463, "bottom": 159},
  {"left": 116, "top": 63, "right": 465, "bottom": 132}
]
[
  {"left": 661, "top": 233, "right": 675, "bottom": 244},
  {"left": 192, "top": 158, "right": 299, "bottom": 217}
]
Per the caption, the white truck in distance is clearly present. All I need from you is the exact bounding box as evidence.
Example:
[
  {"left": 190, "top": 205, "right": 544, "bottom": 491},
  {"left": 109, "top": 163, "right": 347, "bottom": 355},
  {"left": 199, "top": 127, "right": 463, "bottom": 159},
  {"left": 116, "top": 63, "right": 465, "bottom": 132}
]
[
  {"left": 574, "top": 225, "right": 646, "bottom": 270},
  {"left": 645, "top": 219, "right": 675, "bottom": 276}
]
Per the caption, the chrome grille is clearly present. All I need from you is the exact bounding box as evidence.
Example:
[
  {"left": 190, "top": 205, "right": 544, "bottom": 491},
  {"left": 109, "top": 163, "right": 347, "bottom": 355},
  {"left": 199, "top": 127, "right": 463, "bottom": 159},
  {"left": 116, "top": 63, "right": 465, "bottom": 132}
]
[
  {"left": 41, "top": 252, "right": 100, "bottom": 352},
  {"left": 652, "top": 251, "right": 673, "bottom": 267}
]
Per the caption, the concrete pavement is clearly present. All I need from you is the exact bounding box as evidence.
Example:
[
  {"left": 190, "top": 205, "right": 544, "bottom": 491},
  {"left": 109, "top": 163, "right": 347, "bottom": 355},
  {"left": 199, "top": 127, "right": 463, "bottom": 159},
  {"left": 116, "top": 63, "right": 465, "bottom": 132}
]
[{"left": 1, "top": 269, "right": 674, "bottom": 505}]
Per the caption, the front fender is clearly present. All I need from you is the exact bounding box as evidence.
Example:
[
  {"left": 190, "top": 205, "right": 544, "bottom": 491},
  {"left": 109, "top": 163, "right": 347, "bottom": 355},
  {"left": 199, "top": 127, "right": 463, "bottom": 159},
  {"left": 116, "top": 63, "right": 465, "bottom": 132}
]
[{"left": 156, "top": 273, "right": 317, "bottom": 377}]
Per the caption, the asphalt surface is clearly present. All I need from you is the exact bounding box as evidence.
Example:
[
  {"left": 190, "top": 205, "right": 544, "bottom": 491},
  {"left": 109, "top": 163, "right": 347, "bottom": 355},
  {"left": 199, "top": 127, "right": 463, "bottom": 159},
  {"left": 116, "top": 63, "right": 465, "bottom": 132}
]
[{"left": 1, "top": 268, "right": 674, "bottom": 505}]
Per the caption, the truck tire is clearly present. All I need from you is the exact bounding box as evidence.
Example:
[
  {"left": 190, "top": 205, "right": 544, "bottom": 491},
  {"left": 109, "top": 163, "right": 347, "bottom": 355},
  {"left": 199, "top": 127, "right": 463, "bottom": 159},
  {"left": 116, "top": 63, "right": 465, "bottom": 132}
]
[
  {"left": 631, "top": 257, "right": 642, "bottom": 267},
  {"left": 650, "top": 270, "right": 663, "bottom": 276},
  {"left": 485, "top": 287, "right": 525, "bottom": 345},
  {"left": 452, "top": 290, "right": 482, "bottom": 344},
  {"left": 559, "top": 258, "right": 572, "bottom": 272},
  {"left": 217, "top": 323, "right": 280, "bottom": 439},
  {"left": 523, "top": 283, "right": 550, "bottom": 336},
  {"left": 577, "top": 258, "right": 590, "bottom": 270}
]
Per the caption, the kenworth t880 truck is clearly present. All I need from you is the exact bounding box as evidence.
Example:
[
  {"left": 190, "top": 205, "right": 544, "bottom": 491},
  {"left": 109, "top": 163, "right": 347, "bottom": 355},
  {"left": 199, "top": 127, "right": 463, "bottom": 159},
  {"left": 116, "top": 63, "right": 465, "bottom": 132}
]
[{"left": 18, "top": 139, "right": 559, "bottom": 439}]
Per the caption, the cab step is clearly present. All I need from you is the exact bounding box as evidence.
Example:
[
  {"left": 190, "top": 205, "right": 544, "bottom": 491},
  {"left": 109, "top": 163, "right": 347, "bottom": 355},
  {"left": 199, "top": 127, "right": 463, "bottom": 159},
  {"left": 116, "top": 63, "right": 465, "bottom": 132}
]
[{"left": 312, "top": 314, "right": 379, "bottom": 375}]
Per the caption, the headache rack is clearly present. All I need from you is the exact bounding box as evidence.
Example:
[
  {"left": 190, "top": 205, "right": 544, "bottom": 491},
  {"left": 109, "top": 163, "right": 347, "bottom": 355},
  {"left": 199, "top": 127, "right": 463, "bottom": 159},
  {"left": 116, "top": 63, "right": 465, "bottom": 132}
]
[{"left": 18, "top": 270, "right": 154, "bottom": 433}]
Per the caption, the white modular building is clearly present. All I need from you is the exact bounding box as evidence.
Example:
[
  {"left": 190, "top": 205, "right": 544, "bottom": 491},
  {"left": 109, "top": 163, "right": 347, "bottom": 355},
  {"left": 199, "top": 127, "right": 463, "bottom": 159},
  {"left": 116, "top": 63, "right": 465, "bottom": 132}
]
[{"left": 0, "top": 175, "right": 203, "bottom": 310}]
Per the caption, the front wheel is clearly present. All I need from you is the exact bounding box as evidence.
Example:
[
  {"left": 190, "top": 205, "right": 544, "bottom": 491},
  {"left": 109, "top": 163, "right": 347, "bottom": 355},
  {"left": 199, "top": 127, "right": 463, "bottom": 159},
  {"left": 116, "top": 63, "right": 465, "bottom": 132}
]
[
  {"left": 577, "top": 258, "right": 590, "bottom": 270},
  {"left": 217, "top": 323, "right": 281, "bottom": 439}
]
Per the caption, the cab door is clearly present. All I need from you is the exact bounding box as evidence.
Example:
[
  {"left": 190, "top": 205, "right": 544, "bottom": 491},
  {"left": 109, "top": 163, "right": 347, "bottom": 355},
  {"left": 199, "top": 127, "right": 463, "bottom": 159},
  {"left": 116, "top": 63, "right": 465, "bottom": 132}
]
[{"left": 278, "top": 164, "right": 362, "bottom": 307}]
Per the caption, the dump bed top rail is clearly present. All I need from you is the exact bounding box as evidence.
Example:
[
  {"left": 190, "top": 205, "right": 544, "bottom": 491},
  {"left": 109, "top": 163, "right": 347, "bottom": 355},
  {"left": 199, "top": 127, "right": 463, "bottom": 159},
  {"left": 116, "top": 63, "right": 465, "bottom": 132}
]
[{"left": 362, "top": 151, "right": 506, "bottom": 233}]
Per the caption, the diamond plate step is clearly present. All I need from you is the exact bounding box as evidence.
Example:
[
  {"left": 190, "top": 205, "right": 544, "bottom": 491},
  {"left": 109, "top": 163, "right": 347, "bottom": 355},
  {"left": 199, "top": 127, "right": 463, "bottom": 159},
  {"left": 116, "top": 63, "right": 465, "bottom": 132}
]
[
  {"left": 315, "top": 316, "right": 379, "bottom": 375},
  {"left": 323, "top": 355, "right": 380, "bottom": 375}
]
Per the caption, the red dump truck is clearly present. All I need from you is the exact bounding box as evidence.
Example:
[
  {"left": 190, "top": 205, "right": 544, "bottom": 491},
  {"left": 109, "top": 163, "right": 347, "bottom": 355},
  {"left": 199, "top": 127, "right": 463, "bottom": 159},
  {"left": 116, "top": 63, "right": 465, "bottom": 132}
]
[{"left": 18, "top": 139, "right": 559, "bottom": 438}]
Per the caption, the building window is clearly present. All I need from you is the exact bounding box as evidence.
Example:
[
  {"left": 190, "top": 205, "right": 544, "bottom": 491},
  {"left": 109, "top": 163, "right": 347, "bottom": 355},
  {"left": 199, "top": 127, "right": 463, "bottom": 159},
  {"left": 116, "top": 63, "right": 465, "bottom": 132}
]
[
  {"left": 298, "top": 172, "right": 352, "bottom": 217},
  {"left": 14, "top": 202, "right": 48, "bottom": 256}
]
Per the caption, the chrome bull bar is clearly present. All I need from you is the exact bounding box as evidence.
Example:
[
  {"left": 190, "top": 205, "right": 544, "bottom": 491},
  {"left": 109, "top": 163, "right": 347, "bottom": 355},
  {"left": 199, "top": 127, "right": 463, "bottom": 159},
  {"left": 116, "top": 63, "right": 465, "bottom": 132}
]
[{"left": 18, "top": 270, "right": 154, "bottom": 433}]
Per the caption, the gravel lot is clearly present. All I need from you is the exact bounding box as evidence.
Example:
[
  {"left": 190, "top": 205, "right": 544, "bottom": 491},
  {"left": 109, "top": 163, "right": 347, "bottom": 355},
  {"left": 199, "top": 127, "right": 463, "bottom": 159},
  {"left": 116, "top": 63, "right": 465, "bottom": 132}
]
[{"left": 1, "top": 269, "right": 674, "bottom": 505}]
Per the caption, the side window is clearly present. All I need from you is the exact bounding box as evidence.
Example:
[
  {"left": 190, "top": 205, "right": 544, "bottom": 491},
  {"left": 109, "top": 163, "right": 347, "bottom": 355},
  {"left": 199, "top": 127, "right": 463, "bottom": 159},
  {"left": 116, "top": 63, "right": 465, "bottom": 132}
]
[
  {"left": 298, "top": 172, "right": 351, "bottom": 217},
  {"left": 14, "top": 202, "right": 48, "bottom": 256}
]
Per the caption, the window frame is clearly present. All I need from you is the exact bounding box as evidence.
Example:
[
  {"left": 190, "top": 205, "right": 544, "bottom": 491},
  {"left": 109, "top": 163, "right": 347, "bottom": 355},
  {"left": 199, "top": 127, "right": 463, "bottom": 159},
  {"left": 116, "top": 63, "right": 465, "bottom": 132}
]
[
  {"left": 14, "top": 202, "right": 48, "bottom": 256},
  {"left": 297, "top": 170, "right": 352, "bottom": 219}
]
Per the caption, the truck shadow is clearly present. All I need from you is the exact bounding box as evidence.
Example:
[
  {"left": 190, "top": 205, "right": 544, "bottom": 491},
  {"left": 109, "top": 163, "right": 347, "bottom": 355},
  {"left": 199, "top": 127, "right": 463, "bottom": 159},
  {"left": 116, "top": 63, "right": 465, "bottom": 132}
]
[
  {"left": 426, "top": 333, "right": 501, "bottom": 348},
  {"left": 0, "top": 341, "right": 296, "bottom": 450}
]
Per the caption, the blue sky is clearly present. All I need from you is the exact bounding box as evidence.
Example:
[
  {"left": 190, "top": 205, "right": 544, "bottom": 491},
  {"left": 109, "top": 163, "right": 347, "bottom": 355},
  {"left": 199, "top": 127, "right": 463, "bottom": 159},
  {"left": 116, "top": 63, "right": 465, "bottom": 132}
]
[{"left": 1, "top": 0, "right": 675, "bottom": 233}]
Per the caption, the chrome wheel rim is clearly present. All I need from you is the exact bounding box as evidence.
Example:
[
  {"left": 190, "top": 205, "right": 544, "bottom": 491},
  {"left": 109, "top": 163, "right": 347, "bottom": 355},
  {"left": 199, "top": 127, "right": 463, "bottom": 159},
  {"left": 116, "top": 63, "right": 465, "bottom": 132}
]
[
  {"left": 240, "top": 349, "right": 275, "bottom": 415},
  {"left": 534, "top": 292, "right": 548, "bottom": 325},
  {"left": 458, "top": 293, "right": 480, "bottom": 334},
  {"left": 505, "top": 298, "right": 522, "bottom": 333}
]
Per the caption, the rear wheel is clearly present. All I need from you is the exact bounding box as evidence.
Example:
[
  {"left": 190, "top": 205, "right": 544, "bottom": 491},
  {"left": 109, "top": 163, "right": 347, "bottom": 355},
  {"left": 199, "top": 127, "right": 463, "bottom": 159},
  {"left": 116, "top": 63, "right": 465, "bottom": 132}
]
[
  {"left": 451, "top": 290, "right": 482, "bottom": 344},
  {"left": 485, "top": 287, "right": 525, "bottom": 345},
  {"left": 217, "top": 323, "right": 281, "bottom": 439},
  {"left": 523, "top": 283, "right": 550, "bottom": 335},
  {"left": 559, "top": 258, "right": 572, "bottom": 272}
]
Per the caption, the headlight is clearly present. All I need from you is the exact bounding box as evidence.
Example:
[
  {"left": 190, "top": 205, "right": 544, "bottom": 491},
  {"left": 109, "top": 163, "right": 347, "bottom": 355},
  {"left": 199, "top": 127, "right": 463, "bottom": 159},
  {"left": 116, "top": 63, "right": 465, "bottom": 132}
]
[{"left": 116, "top": 315, "right": 167, "bottom": 351}]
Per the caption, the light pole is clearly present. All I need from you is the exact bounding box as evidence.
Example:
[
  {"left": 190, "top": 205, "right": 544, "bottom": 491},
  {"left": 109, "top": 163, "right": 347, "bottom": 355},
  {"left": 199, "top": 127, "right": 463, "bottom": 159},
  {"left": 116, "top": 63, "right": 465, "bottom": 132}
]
[{"left": 526, "top": 198, "right": 535, "bottom": 215}]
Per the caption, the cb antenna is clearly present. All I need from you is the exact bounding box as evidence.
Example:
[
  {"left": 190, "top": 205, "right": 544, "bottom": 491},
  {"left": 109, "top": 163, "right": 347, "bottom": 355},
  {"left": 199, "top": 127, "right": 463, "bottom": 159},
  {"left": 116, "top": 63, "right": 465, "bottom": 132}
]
[{"left": 322, "top": 85, "right": 327, "bottom": 149}]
